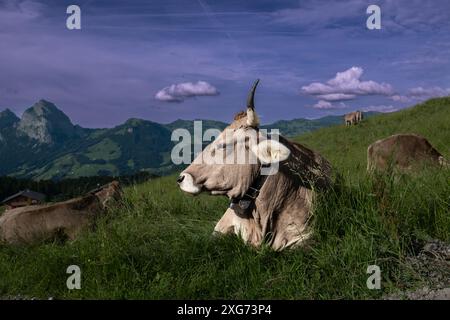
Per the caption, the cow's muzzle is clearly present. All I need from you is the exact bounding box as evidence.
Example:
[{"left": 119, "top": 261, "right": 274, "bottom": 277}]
[{"left": 177, "top": 173, "right": 202, "bottom": 195}]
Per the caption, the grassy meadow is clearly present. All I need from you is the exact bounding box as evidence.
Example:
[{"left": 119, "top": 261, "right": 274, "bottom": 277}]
[{"left": 0, "top": 98, "right": 449, "bottom": 299}]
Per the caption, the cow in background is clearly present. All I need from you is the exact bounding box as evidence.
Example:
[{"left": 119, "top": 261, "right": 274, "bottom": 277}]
[
  {"left": 0, "top": 181, "right": 121, "bottom": 244},
  {"left": 367, "top": 134, "right": 448, "bottom": 172},
  {"left": 345, "top": 110, "right": 363, "bottom": 126}
]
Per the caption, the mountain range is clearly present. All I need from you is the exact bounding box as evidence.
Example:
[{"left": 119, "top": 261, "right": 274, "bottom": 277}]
[{"left": 0, "top": 100, "right": 370, "bottom": 180}]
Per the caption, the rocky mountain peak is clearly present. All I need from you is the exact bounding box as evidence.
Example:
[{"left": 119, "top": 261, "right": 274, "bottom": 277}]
[{"left": 16, "top": 100, "right": 78, "bottom": 144}]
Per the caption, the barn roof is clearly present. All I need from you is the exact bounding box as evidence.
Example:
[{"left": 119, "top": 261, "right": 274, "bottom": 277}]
[{"left": 2, "top": 190, "right": 47, "bottom": 204}]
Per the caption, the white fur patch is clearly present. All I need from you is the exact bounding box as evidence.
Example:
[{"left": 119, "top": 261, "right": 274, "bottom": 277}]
[
  {"left": 178, "top": 173, "right": 202, "bottom": 194},
  {"left": 251, "top": 139, "right": 290, "bottom": 164},
  {"left": 246, "top": 108, "right": 260, "bottom": 127}
]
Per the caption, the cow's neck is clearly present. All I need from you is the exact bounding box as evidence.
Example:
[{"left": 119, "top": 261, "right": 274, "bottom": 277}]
[
  {"left": 250, "top": 162, "right": 314, "bottom": 250},
  {"left": 229, "top": 163, "right": 270, "bottom": 215}
]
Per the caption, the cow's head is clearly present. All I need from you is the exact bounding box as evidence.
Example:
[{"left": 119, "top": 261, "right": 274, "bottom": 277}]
[
  {"left": 93, "top": 181, "right": 122, "bottom": 209},
  {"left": 177, "top": 80, "right": 291, "bottom": 199}
]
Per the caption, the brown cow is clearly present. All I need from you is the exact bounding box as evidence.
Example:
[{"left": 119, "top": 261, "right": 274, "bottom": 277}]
[
  {"left": 367, "top": 134, "right": 447, "bottom": 172},
  {"left": 344, "top": 110, "right": 363, "bottom": 126},
  {"left": 177, "top": 80, "right": 332, "bottom": 251},
  {"left": 0, "top": 181, "right": 121, "bottom": 244},
  {"left": 344, "top": 112, "right": 356, "bottom": 126}
]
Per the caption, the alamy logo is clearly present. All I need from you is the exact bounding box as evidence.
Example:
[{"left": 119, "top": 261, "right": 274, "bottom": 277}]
[
  {"left": 66, "top": 5, "right": 81, "bottom": 30},
  {"left": 366, "top": 265, "right": 381, "bottom": 289},
  {"left": 66, "top": 265, "right": 81, "bottom": 290},
  {"left": 366, "top": 5, "right": 381, "bottom": 30}
]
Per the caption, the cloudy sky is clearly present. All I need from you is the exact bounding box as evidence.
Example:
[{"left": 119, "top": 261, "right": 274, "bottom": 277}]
[{"left": 1, "top": 0, "right": 449, "bottom": 127}]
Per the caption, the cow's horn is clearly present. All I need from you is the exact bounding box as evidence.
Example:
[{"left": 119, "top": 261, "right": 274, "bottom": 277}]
[
  {"left": 246, "top": 79, "right": 260, "bottom": 127},
  {"left": 246, "top": 79, "right": 260, "bottom": 110}
]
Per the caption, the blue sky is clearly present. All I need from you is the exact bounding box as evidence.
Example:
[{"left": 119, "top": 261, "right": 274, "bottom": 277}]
[{"left": 0, "top": 0, "right": 449, "bottom": 127}]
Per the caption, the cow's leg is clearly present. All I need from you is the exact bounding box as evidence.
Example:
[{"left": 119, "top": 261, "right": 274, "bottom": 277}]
[
  {"left": 213, "top": 208, "right": 262, "bottom": 247},
  {"left": 213, "top": 208, "right": 235, "bottom": 235},
  {"left": 271, "top": 221, "right": 312, "bottom": 251}
]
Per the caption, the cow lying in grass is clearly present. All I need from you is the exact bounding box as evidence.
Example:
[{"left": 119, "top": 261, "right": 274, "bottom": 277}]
[
  {"left": 367, "top": 133, "right": 448, "bottom": 173},
  {"left": 177, "top": 80, "right": 332, "bottom": 251},
  {"left": 0, "top": 181, "right": 121, "bottom": 244}
]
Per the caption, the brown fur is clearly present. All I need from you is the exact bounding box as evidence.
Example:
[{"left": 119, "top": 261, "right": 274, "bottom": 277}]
[
  {"left": 233, "top": 111, "right": 247, "bottom": 121},
  {"left": 0, "top": 181, "right": 121, "bottom": 244},
  {"left": 367, "top": 134, "right": 445, "bottom": 172}
]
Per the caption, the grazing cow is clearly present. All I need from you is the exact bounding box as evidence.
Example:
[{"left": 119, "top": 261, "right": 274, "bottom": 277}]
[
  {"left": 0, "top": 181, "right": 121, "bottom": 244},
  {"left": 344, "top": 111, "right": 363, "bottom": 126},
  {"left": 344, "top": 112, "right": 357, "bottom": 126},
  {"left": 367, "top": 134, "right": 447, "bottom": 172},
  {"left": 177, "top": 80, "right": 332, "bottom": 251}
]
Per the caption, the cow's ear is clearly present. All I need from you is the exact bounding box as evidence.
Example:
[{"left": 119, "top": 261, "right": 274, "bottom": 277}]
[{"left": 251, "top": 139, "right": 290, "bottom": 164}]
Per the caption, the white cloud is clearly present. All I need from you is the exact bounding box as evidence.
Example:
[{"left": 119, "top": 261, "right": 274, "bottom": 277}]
[
  {"left": 302, "top": 67, "right": 394, "bottom": 99},
  {"left": 362, "top": 105, "right": 398, "bottom": 113},
  {"left": 389, "top": 94, "right": 411, "bottom": 103},
  {"left": 407, "top": 86, "right": 450, "bottom": 98},
  {"left": 316, "top": 93, "right": 356, "bottom": 101},
  {"left": 313, "top": 100, "right": 332, "bottom": 109},
  {"left": 313, "top": 100, "right": 347, "bottom": 109},
  {"left": 155, "top": 81, "right": 219, "bottom": 102},
  {"left": 387, "top": 86, "right": 450, "bottom": 104},
  {"left": 303, "top": 68, "right": 449, "bottom": 110}
]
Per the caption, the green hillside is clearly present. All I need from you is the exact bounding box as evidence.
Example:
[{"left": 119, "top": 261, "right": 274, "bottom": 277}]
[{"left": 0, "top": 98, "right": 449, "bottom": 299}]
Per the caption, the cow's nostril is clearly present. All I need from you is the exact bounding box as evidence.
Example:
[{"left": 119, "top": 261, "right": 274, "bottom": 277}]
[{"left": 177, "top": 175, "right": 185, "bottom": 184}]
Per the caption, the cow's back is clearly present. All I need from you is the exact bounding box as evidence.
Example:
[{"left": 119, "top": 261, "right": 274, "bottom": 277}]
[
  {"left": 285, "top": 138, "right": 332, "bottom": 189},
  {"left": 0, "top": 181, "right": 122, "bottom": 244},
  {"left": 0, "top": 195, "right": 100, "bottom": 244},
  {"left": 367, "top": 133, "right": 444, "bottom": 172}
]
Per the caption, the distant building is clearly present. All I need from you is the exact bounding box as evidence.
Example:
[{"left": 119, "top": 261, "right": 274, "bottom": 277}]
[{"left": 2, "top": 190, "right": 46, "bottom": 210}]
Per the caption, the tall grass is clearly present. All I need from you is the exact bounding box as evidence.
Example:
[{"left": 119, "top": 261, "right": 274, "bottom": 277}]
[{"left": 0, "top": 167, "right": 448, "bottom": 299}]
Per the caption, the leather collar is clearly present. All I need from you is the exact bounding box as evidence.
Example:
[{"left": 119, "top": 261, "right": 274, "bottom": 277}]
[{"left": 229, "top": 163, "right": 271, "bottom": 217}]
